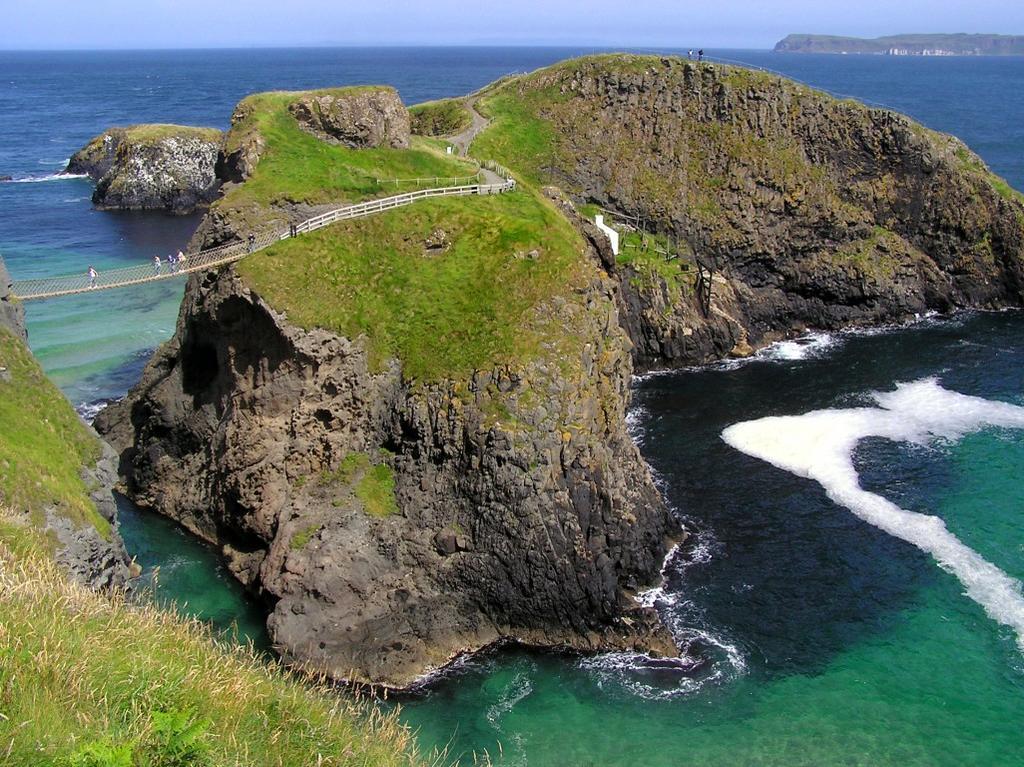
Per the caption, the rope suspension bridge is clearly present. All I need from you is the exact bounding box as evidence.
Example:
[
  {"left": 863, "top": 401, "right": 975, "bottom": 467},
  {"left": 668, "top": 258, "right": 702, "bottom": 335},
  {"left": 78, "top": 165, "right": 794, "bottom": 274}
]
[{"left": 9, "top": 174, "right": 515, "bottom": 302}]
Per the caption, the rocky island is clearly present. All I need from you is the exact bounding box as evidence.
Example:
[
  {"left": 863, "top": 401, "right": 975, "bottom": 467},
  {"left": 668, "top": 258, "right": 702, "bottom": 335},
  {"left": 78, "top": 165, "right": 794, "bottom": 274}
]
[
  {"left": 67, "top": 124, "right": 222, "bottom": 213},
  {"left": 89, "top": 54, "right": 1024, "bottom": 689},
  {"left": 98, "top": 82, "right": 678, "bottom": 688}
]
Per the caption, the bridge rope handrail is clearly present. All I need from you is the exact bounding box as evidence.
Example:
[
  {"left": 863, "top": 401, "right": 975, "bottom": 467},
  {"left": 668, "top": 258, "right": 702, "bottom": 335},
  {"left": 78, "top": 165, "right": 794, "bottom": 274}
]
[{"left": 11, "top": 177, "right": 516, "bottom": 301}]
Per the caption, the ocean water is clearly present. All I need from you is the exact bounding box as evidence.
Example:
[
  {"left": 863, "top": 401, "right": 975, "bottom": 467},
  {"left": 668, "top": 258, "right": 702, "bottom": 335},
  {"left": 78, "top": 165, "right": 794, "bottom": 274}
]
[{"left": 3, "top": 48, "right": 1024, "bottom": 766}]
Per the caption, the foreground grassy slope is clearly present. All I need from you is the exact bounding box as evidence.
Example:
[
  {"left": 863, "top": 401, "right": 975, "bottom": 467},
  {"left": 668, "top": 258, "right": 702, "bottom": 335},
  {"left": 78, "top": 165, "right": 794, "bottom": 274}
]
[
  {"left": 221, "top": 87, "right": 478, "bottom": 210},
  {"left": 238, "top": 190, "right": 586, "bottom": 381},
  {"left": 0, "top": 328, "right": 108, "bottom": 539},
  {"left": 0, "top": 515, "right": 425, "bottom": 767}
]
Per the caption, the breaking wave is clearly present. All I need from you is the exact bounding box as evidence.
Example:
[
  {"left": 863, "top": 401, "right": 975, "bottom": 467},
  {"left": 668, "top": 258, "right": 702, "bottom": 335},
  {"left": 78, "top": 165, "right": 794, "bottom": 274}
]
[
  {"left": 6, "top": 172, "right": 89, "bottom": 184},
  {"left": 722, "top": 377, "right": 1024, "bottom": 650}
]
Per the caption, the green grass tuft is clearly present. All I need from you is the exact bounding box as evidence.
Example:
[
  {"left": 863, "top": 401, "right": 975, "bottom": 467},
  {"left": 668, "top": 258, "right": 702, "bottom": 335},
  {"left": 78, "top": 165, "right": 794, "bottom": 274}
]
[
  {"left": 290, "top": 523, "right": 320, "bottom": 551},
  {"left": 356, "top": 464, "right": 399, "bottom": 518},
  {"left": 990, "top": 176, "right": 1024, "bottom": 204},
  {"left": 319, "top": 453, "right": 399, "bottom": 518}
]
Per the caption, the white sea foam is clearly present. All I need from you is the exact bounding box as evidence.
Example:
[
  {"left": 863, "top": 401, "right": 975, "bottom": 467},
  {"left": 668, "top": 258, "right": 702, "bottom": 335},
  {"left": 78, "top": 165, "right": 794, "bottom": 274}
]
[
  {"left": 624, "top": 403, "right": 649, "bottom": 441},
  {"left": 485, "top": 671, "right": 533, "bottom": 729},
  {"left": 76, "top": 399, "right": 115, "bottom": 424},
  {"left": 8, "top": 172, "right": 89, "bottom": 184},
  {"left": 578, "top": 624, "right": 747, "bottom": 700},
  {"left": 635, "top": 542, "right": 684, "bottom": 609},
  {"left": 722, "top": 377, "right": 1024, "bottom": 650},
  {"left": 759, "top": 331, "right": 839, "bottom": 361}
]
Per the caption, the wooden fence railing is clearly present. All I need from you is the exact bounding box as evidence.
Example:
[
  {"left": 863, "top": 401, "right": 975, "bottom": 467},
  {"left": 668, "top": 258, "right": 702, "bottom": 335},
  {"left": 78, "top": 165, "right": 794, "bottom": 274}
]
[{"left": 11, "top": 177, "right": 516, "bottom": 301}]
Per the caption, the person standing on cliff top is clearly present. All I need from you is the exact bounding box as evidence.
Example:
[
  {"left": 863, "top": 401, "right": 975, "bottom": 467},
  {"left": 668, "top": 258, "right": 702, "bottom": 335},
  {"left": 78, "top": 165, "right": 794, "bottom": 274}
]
[
  {"left": 87, "top": 265, "right": 97, "bottom": 288},
  {"left": 698, "top": 49, "right": 704, "bottom": 62}
]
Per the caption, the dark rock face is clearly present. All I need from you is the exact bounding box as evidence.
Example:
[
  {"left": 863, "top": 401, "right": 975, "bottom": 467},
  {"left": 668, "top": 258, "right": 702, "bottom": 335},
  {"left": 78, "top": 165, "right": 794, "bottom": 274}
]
[
  {"left": 288, "top": 88, "right": 412, "bottom": 149},
  {"left": 48, "top": 442, "right": 133, "bottom": 590},
  {"left": 515, "top": 57, "right": 1024, "bottom": 367},
  {"left": 68, "top": 126, "right": 222, "bottom": 214},
  {"left": 67, "top": 131, "right": 123, "bottom": 180},
  {"left": 98, "top": 258, "right": 678, "bottom": 687},
  {"left": 216, "top": 101, "right": 266, "bottom": 184},
  {"left": 0, "top": 256, "right": 26, "bottom": 342}
]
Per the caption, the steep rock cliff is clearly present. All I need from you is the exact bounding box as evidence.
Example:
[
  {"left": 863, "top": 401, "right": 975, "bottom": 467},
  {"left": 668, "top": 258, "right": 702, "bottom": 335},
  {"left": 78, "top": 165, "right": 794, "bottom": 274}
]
[
  {"left": 68, "top": 125, "right": 222, "bottom": 214},
  {"left": 0, "top": 256, "right": 26, "bottom": 342},
  {"left": 476, "top": 55, "right": 1024, "bottom": 367},
  {"left": 98, "top": 242, "right": 678, "bottom": 687},
  {"left": 288, "top": 87, "right": 411, "bottom": 149}
]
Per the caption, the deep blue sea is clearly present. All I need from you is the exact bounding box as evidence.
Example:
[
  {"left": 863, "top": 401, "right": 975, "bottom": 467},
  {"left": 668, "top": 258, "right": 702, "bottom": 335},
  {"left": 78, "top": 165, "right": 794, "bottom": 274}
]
[{"left": 3, "top": 48, "right": 1024, "bottom": 766}]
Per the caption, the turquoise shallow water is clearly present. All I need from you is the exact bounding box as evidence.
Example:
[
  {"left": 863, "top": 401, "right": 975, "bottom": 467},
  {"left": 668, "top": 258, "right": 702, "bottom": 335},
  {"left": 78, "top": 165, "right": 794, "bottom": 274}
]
[
  {"left": 114, "top": 496, "right": 270, "bottom": 651},
  {"left": 3, "top": 49, "right": 1024, "bottom": 765}
]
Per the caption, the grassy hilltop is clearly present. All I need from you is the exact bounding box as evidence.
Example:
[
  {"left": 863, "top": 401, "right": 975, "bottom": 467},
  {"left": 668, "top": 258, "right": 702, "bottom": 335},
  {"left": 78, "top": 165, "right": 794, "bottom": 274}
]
[
  {"left": 209, "top": 84, "right": 592, "bottom": 382},
  {"left": 221, "top": 88, "right": 479, "bottom": 208}
]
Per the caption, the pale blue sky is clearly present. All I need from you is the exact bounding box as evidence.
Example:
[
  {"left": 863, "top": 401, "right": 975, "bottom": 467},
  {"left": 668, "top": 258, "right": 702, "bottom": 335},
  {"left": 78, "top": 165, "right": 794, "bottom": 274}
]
[{"left": 2, "top": 0, "right": 1022, "bottom": 50}]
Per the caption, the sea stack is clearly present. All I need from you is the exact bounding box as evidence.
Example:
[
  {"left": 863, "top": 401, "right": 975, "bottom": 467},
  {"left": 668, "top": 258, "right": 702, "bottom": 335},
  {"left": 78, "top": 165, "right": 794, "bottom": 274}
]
[{"left": 67, "top": 124, "right": 223, "bottom": 214}]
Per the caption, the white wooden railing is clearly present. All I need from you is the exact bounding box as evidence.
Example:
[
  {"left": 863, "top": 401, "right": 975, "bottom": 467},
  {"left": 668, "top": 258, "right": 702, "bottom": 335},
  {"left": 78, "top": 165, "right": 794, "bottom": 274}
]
[{"left": 11, "top": 177, "right": 516, "bottom": 301}]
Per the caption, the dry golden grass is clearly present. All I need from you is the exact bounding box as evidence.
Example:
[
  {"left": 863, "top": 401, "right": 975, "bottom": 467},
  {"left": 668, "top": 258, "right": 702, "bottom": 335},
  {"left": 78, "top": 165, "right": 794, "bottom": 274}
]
[{"left": 0, "top": 510, "right": 449, "bottom": 767}]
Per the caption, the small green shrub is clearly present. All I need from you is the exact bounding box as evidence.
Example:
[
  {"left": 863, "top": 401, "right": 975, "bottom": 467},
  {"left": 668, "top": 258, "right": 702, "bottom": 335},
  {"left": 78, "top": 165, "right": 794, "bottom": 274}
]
[
  {"left": 290, "top": 523, "right": 320, "bottom": 550},
  {"left": 67, "top": 741, "right": 134, "bottom": 767},
  {"left": 144, "top": 709, "right": 211, "bottom": 767}
]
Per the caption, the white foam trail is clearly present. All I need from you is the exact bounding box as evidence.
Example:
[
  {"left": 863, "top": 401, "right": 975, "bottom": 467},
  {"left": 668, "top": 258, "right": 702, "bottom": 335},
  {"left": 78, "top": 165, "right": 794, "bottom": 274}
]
[
  {"left": 723, "top": 378, "right": 1024, "bottom": 650},
  {"left": 7, "top": 172, "right": 88, "bottom": 184}
]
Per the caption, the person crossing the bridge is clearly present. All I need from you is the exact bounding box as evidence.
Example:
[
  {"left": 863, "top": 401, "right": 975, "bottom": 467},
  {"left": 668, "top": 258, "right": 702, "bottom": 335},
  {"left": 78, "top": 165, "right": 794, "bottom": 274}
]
[
  {"left": 87, "top": 265, "right": 97, "bottom": 289},
  {"left": 153, "top": 255, "right": 162, "bottom": 275},
  {"left": 177, "top": 250, "right": 186, "bottom": 269}
]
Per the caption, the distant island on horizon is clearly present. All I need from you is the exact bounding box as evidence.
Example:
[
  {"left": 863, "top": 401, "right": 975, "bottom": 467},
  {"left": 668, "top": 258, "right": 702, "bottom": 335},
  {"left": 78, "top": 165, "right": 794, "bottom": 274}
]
[{"left": 775, "top": 33, "right": 1024, "bottom": 56}]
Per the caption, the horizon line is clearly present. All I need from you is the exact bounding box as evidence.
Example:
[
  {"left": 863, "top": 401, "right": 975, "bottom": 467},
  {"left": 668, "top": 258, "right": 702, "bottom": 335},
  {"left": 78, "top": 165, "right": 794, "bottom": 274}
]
[{"left": 0, "top": 42, "right": 769, "bottom": 53}]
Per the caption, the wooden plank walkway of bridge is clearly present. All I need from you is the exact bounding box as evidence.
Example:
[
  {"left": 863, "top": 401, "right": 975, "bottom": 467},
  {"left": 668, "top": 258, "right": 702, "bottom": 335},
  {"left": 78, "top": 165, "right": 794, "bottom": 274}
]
[{"left": 10, "top": 176, "right": 516, "bottom": 302}]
